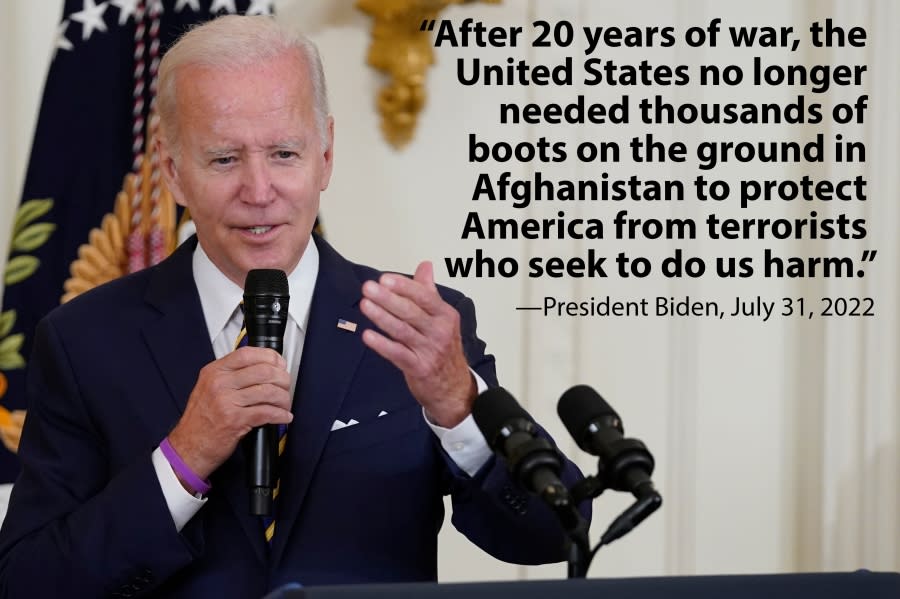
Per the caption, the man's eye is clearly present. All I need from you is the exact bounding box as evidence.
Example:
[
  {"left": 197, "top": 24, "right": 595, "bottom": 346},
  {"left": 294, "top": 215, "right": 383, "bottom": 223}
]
[
  {"left": 275, "top": 150, "right": 296, "bottom": 160},
  {"left": 213, "top": 157, "right": 235, "bottom": 166}
]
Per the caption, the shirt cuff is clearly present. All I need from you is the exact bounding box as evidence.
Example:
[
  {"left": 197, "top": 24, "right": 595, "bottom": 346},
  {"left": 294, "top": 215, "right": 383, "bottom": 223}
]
[
  {"left": 424, "top": 369, "right": 492, "bottom": 477},
  {"left": 152, "top": 446, "right": 207, "bottom": 532}
]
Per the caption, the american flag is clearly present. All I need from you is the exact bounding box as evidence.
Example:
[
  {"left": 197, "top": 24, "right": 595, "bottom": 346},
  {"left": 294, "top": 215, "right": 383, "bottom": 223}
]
[{"left": 337, "top": 319, "right": 358, "bottom": 333}]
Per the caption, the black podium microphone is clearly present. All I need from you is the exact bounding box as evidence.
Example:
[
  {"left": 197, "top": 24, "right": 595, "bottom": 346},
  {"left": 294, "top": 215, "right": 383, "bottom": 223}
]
[
  {"left": 242, "top": 269, "right": 290, "bottom": 516},
  {"left": 557, "top": 385, "right": 657, "bottom": 500},
  {"left": 472, "top": 388, "right": 581, "bottom": 530}
]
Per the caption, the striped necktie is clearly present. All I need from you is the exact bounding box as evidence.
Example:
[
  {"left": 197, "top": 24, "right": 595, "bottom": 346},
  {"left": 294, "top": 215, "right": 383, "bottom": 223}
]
[{"left": 235, "top": 303, "right": 288, "bottom": 545}]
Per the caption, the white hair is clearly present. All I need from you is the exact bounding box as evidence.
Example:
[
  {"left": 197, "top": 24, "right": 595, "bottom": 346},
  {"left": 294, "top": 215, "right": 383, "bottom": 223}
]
[{"left": 157, "top": 15, "right": 330, "bottom": 151}]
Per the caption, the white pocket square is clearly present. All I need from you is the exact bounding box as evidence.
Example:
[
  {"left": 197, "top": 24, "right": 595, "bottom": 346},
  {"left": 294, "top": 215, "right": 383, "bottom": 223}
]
[{"left": 330, "top": 419, "right": 359, "bottom": 431}]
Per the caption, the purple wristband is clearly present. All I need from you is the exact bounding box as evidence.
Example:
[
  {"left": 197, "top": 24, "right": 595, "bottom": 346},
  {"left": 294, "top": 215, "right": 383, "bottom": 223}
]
[{"left": 160, "top": 437, "right": 211, "bottom": 496}]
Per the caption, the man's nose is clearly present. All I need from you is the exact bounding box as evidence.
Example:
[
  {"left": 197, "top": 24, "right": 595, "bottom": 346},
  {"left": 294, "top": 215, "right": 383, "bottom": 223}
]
[{"left": 241, "top": 155, "right": 275, "bottom": 205}]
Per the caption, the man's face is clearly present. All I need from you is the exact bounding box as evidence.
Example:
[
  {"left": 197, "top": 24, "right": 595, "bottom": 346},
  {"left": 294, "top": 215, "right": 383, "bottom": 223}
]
[{"left": 159, "top": 49, "right": 333, "bottom": 286}]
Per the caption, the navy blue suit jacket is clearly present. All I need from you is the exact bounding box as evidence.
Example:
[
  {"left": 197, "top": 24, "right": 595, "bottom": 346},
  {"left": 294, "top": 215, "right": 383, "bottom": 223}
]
[{"left": 0, "top": 236, "right": 585, "bottom": 597}]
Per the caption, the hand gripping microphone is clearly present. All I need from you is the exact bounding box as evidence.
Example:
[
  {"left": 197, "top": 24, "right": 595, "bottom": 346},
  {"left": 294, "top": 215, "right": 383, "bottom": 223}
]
[
  {"left": 472, "top": 387, "right": 581, "bottom": 532},
  {"left": 242, "top": 269, "right": 290, "bottom": 516}
]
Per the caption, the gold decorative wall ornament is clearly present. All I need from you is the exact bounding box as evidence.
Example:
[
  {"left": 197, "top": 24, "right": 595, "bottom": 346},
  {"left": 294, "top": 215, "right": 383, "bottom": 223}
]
[{"left": 357, "top": 0, "right": 499, "bottom": 148}]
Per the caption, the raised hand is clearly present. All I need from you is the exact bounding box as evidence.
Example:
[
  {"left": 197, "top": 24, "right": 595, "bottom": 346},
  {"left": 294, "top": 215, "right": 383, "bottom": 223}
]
[{"left": 360, "top": 261, "right": 476, "bottom": 428}]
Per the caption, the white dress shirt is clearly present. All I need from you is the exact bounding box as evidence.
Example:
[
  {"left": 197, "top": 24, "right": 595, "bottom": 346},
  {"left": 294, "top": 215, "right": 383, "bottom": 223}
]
[{"left": 152, "top": 237, "right": 492, "bottom": 531}]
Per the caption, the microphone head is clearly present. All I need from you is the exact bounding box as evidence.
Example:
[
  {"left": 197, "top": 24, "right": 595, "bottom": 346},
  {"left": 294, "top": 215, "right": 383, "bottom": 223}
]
[
  {"left": 557, "top": 385, "right": 622, "bottom": 448},
  {"left": 244, "top": 269, "right": 289, "bottom": 297},
  {"left": 472, "top": 387, "right": 532, "bottom": 450},
  {"left": 242, "top": 269, "right": 290, "bottom": 352}
]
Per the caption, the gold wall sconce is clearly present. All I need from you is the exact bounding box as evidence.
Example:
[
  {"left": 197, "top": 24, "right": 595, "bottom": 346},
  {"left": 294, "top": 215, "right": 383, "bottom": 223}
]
[{"left": 357, "top": 0, "right": 499, "bottom": 148}]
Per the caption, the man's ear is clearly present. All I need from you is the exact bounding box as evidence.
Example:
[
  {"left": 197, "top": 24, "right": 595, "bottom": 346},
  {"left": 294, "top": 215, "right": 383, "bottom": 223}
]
[
  {"left": 157, "top": 136, "right": 187, "bottom": 208},
  {"left": 319, "top": 116, "right": 335, "bottom": 192}
]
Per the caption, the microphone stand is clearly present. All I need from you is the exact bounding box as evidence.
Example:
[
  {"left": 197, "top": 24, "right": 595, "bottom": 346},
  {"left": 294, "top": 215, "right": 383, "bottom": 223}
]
[
  {"left": 534, "top": 478, "right": 591, "bottom": 578},
  {"left": 563, "top": 441, "right": 663, "bottom": 578},
  {"left": 565, "top": 522, "right": 591, "bottom": 578},
  {"left": 502, "top": 432, "right": 593, "bottom": 577}
]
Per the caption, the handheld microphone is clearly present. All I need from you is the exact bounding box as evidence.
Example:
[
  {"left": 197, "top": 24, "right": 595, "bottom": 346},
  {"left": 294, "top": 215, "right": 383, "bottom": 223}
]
[
  {"left": 242, "top": 269, "right": 290, "bottom": 516},
  {"left": 557, "top": 385, "right": 657, "bottom": 500},
  {"left": 472, "top": 387, "right": 580, "bottom": 530}
]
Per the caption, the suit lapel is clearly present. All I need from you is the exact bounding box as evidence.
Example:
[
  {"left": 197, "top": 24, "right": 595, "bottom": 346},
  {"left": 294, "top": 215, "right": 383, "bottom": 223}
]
[
  {"left": 141, "top": 238, "right": 213, "bottom": 416},
  {"left": 141, "top": 237, "right": 268, "bottom": 564},
  {"left": 270, "top": 236, "right": 368, "bottom": 564}
]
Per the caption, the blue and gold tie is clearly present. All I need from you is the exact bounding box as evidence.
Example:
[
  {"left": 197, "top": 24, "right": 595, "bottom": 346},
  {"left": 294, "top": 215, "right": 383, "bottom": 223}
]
[{"left": 235, "top": 304, "right": 288, "bottom": 545}]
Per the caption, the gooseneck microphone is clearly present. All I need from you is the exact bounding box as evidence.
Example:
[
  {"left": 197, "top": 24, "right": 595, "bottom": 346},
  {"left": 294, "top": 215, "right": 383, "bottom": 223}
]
[
  {"left": 558, "top": 385, "right": 661, "bottom": 545},
  {"left": 242, "top": 269, "right": 290, "bottom": 516},
  {"left": 472, "top": 388, "right": 582, "bottom": 532},
  {"left": 558, "top": 385, "right": 656, "bottom": 499}
]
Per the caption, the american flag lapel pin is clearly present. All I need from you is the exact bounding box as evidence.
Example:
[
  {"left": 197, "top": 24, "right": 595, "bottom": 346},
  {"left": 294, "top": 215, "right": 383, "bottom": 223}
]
[{"left": 336, "top": 318, "right": 358, "bottom": 333}]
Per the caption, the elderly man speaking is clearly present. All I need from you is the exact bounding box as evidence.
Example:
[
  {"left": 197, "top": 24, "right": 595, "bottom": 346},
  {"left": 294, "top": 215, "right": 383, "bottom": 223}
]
[{"left": 0, "top": 15, "right": 586, "bottom": 598}]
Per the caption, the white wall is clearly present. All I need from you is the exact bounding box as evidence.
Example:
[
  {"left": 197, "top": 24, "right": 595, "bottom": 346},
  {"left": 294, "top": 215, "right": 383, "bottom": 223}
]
[
  {"left": 0, "top": 2, "right": 61, "bottom": 276},
  {"left": 1, "top": 0, "right": 897, "bottom": 582}
]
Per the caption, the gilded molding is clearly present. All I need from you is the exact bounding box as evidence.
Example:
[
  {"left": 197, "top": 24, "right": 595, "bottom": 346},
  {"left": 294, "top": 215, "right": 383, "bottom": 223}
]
[{"left": 358, "top": 0, "right": 499, "bottom": 148}]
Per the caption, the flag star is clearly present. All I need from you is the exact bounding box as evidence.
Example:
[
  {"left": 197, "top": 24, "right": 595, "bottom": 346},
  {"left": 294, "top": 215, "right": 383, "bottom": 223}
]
[
  {"left": 70, "top": 0, "right": 109, "bottom": 41},
  {"left": 54, "top": 20, "right": 74, "bottom": 54},
  {"left": 209, "top": 0, "right": 237, "bottom": 14},
  {"left": 247, "top": 0, "right": 274, "bottom": 16},
  {"left": 110, "top": 0, "right": 139, "bottom": 25},
  {"left": 174, "top": 0, "right": 201, "bottom": 12}
]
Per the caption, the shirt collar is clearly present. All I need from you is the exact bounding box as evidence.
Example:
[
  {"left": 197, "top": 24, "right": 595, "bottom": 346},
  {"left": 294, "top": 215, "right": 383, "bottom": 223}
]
[{"left": 192, "top": 236, "right": 320, "bottom": 344}]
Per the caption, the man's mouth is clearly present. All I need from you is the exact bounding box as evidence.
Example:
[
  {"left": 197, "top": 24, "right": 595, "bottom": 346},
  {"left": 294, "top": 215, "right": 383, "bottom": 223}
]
[{"left": 245, "top": 226, "right": 273, "bottom": 235}]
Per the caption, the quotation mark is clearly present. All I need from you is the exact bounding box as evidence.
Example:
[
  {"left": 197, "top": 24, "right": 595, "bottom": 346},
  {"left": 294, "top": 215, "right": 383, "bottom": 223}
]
[
  {"left": 857, "top": 250, "right": 877, "bottom": 277},
  {"left": 420, "top": 19, "right": 436, "bottom": 32}
]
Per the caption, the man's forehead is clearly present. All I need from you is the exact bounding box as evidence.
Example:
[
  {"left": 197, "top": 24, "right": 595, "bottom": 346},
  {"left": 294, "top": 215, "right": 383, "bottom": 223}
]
[
  {"left": 178, "top": 76, "right": 315, "bottom": 140},
  {"left": 183, "top": 70, "right": 304, "bottom": 103},
  {"left": 178, "top": 49, "right": 309, "bottom": 86}
]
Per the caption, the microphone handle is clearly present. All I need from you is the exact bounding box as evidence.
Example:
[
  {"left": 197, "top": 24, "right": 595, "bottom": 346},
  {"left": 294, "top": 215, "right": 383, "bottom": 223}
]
[
  {"left": 245, "top": 322, "right": 285, "bottom": 517},
  {"left": 246, "top": 425, "right": 279, "bottom": 516}
]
